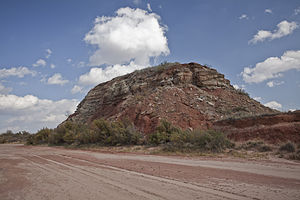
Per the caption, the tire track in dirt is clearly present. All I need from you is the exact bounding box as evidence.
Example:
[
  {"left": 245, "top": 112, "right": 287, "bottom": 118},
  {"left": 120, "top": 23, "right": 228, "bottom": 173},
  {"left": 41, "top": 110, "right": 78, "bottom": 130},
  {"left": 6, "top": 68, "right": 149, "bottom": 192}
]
[
  {"left": 2, "top": 144, "right": 300, "bottom": 200},
  {"left": 39, "top": 153, "right": 255, "bottom": 200},
  {"left": 19, "top": 155, "right": 118, "bottom": 200}
]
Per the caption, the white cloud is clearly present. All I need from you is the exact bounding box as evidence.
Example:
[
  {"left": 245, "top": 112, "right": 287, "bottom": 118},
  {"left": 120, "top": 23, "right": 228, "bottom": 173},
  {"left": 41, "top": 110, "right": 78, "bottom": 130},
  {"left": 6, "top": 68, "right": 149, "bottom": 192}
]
[
  {"left": 84, "top": 7, "right": 169, "bottom": 66},
  {"left": 249, "top": 20, "right": 299, "bottom": 44},
  {"left": 47, "top": 73, "right": 69, "bottom": 85},
  {"left": 79, "top": 61, "right": 143, "bottom": 85},
  {"left": 32, "top": 59, "right": 46, "bottom": 67},
  {"left": 0, "top": 66, "right": 36, "bottom": 78},
  {"left": 265, "top": 9, "right": 272, "bottom": 14},
  {"left": 133, "top": 0, "right": 141, "bottom": 5},
  {"left": 0, "top": 94, "right": 78, "bottom": 132},
  {"left": 239, "top": 14, "right": 248, "bottom": 20},
  {"left": 77, "top": 61, "right": 85, "bottom": 67},
  {"left": 147, "top": 3, "right": 152, "bottom": 12},
  {"left": 45, "top": 49, "right": 52, "bottom": 58},
  {"left": 264, "top": 101, "right": 282, "bottom": 110},
  {"left": 19, "top": 82, "right": 27, "bottom": 86},
  {"left": 266, "top": 80, "right": 284, "bottom": 87},
  {"left": 233, "top": 84, "right": 239, "bottom": 89},
  {"left": 50, "top": 64, "right": 56, "bottom": 69},
  {"left": 253, "top": 97, "right": 262, "bottom": 101},
  {"left": 242, "top": 50, "right": 300, "bottom": 83},
  {"left": 295, "top": 7, "right": 300, "bottom": 15},
  {"left": 266, "top": 81, "right": 274, "bottom": 87},
  {"left": 67, "top": 58, "right": 72, "bottom": 63},
  {"left": 71, "top": 85, "right": 83, "bottom": 94},
  {"left": 0, "top": 83, "right": 12, "bottom": 94},
  {"left": 232, "top": 84, "right": 245, "bottom": 90}
]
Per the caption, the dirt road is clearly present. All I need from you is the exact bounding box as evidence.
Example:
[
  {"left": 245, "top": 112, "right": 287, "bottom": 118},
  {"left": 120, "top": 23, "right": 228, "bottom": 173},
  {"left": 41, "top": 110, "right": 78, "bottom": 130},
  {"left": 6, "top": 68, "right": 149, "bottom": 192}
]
[{"left": 1, "top": 144, "right": 300, "bottom": 200}]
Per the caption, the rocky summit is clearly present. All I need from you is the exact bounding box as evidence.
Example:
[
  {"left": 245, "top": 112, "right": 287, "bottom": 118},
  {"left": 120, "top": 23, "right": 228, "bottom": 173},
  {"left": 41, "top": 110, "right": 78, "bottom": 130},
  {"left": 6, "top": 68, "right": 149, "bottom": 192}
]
[{"left": 65, "top": 62, "right": 277, "bottom": 134}]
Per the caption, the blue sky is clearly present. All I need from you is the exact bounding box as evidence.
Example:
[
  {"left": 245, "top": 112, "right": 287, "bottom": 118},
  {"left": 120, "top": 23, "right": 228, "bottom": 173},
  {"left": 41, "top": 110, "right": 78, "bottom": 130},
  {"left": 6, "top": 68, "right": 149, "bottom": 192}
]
[{"left": 0, "top": 0, "right": 300, "bottom": 132}]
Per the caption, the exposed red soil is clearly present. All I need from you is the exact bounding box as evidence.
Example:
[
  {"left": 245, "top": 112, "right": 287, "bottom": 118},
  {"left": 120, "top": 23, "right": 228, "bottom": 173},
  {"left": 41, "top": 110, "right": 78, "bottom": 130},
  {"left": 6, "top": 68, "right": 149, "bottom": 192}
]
[
  {"left": 1, "top": 144, "right": 300, "bottom": 200},
  {"left": 213, "top": 111, "right": 300, "bottom": 144}
]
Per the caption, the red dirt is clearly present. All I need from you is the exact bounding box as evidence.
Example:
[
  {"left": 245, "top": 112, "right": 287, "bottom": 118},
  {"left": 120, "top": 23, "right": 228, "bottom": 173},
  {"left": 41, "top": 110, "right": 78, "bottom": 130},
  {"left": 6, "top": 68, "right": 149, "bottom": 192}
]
[
  {"left": 1, "top": 144, "right": 300, "bottom": 200},
  {"left": 214, "top": 111, "right": 300, "bottom": 144}
]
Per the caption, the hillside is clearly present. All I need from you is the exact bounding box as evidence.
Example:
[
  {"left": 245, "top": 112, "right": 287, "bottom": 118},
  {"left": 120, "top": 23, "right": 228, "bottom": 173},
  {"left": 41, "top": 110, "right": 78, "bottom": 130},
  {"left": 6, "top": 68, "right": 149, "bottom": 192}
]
[{"left": 65, "top": 62, "right": 277, "bottom": 133}]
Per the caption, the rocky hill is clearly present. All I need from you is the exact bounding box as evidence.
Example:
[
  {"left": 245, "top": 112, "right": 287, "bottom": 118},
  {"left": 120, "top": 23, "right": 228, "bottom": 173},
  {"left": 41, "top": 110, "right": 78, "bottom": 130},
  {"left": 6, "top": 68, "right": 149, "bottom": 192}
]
[{"left": 65, "top": 62, "right": 277, "bottom": 134}]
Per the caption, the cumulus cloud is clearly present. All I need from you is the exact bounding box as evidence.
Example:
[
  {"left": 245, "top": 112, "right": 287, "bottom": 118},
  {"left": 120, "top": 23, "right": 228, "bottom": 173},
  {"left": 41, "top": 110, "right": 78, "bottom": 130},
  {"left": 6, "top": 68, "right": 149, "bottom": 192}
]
[
  {"left": 249, "top": 20, "right": 298, "bottom": 44},
  {"left": 77, "top": 7, "right": 170, "bottom": 87},
  {"left": 242, "top": 50, "right": 300, "bottom": 83},
  {"left": 265, "top": 9, "right": 272, "bottom": 14},
  {"left": 133, "top": 0, "right": 141, "bottom": 5},
  {"left": 266, "top": 80, "right": 284, "bottom": 87},
  {"left": 0, "top": 83, "right": 12, "bottom": 94},
  {"left": 239, "top": 14, "right": 248, "bottom": 20},
  {"left": 0, "top": 66, "right": 36, "bottom": 78},
  {"left": 84, "top": 7, "right": 169, "bottom": 66},
  {"left": 45, "top": 49, "right": 52, "bottom": 58},
  {"left": 295, "top": 7, "right": 300, "bottom": 15},
  {"left": 147, "top": 3, "right": 152, "bottom": 12},
  {"left": 0, "top": 94, "right": 78, "bottom": 132},
  {"left": 50, "top": 64, "right": 56, "bottom": 69},
  {"left": 79, "top": 62, "right": 144, "bottom": 85},
  {"left": 33, "top": 59, "right": 46, "bottom": 67},
  {"left": 77, "top": 61, "right": 85, "bottom": 67},
  {"left": 264, "top": 101, "right": 282, "bottom": 110},
  {"left": 232, "top": 84, "right": 245, "bottom": 90},
  {"left": 71, "top": 85, "right": 83, "bottom": 94},
  {"left": 47, "top": 73, "right": 69, "bottom": 85},
  {"left": 67, "top": 58, "right": 72, "bottom": 63},
  {"left": 253, "top": 97, "right": 262, "bottom": 101}
]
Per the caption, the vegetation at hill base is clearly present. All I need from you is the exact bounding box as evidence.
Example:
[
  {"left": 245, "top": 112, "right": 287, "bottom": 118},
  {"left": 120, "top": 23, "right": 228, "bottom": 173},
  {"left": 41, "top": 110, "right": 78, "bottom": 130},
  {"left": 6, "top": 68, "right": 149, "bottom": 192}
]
[
  {"left": 26, "top": 119, "right": 232, "bottom": 153},
  {"left": 0, "top": 130, "right": 30, "bottom": 144},
  {"left": 1, "top": 118, "right": 297, "bottom": 159}
]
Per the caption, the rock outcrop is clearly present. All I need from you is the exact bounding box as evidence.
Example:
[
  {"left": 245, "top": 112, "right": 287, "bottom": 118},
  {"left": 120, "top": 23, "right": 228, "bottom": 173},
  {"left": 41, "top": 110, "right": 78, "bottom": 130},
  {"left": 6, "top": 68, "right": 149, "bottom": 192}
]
[
  {"left": 66, "top": 62, "right": 277, "bottom": 134},
  {"left": 213, "top": 111, "right": 300, "bottom": 144}
]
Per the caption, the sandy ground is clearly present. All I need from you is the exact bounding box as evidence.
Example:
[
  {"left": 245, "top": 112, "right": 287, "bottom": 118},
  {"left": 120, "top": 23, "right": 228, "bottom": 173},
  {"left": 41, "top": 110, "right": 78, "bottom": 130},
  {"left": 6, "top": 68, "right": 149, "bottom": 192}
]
[{"left": 1, "top": 144, "right": 300, "bottom": 200}]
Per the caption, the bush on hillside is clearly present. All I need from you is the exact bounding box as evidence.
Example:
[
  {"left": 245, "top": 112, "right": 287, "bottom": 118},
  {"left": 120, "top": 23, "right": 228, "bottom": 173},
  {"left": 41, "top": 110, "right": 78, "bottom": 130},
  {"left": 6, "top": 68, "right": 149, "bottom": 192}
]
[
  {"left": 27, "top": 119, "right": 142, "bottom": 146},
  {"left": 148, "top": 120, "right": 181, "bottom": 145},
  {"left": 1, "top": 130, "right": 30, "bottom": 144},
  {"left": 279, "top": 142, "right": 295, "bottom": 153},
  {"left": 148, "top": 120, "right": 232, "bottom": 152},
  {"left": 27, "top": 128, "right": 52, "bottom": 145}
]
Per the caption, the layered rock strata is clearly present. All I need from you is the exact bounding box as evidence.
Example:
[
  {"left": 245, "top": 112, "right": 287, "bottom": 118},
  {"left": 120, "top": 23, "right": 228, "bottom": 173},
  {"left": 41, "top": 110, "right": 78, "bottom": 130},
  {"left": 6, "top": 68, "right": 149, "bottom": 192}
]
[{"left": 66, "top": 62, "right": 276, "bottom": 134}]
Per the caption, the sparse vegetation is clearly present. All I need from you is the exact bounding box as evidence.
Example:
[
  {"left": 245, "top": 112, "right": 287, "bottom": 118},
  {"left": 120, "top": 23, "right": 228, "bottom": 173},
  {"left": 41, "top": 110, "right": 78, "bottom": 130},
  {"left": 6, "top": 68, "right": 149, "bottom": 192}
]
[
  {"left": 279, "top": 142, "right": 295, "bottom": 153},
  {"left": 148, "top": 120, "right": 233, "bottom": 153},
  {"left": 154, "top": 61, "right": 179, "bottom": 72},
  {"left": 27, "top": 119, "right": 142, "bottom": 146},
  {"left": 236, "top": 88, "right": 249, "bottom": 97},
  {"left": 26, "top": 119, "right": 232, "bottom": 153},
  {"left": 236, "top": 141, "right": 272, "bottom": 152},
  {"left": 24, "top": 119, "right": 300, "bottom": 160},
  {"left": 0, "top": 130, "right": 30, "bottom": 144}
]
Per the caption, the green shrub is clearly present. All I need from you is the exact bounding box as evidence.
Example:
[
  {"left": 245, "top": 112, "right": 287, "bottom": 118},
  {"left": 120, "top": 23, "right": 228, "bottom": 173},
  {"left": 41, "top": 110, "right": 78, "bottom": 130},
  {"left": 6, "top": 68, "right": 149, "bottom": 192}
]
[
  {"left": 148, "top": 120, "right": 232, "bottom": 153},
  {"left": 1, "top": 130, "right": 30, "bottom": 144},
  {"left": 279, "top": 142, "right": 295, "bottom": 153},
  {"left": 88, "top": 119, "right": 141, "bottom": 146},
  {"left": 288, "top": 152, "right": 300, "bottom": 160},
  {"left": 236, "top": 88, "right": 249, "bottom": 97},
  {"left": 183, "top": 130, "right": 233, "bottom": 152},
  {"left": 258, "top": 145, "right": 272, "bottom": 152},
  {"left": 148, "top": 120, "right": 181, "bottom": 145},
  {"left": 28, "top": 128, "right": 52, "bottom": 145}
]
